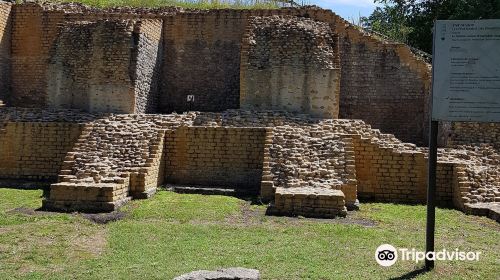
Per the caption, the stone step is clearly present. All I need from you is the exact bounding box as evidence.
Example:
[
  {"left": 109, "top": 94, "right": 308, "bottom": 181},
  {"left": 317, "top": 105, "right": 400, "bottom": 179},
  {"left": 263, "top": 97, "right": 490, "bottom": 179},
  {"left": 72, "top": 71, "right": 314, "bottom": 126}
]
[
  {"left": 166, "top": 185, "right": 257, "bottom": 197},
  {"left": 464, "top": 202, "right": 500, "bottom": 222}
]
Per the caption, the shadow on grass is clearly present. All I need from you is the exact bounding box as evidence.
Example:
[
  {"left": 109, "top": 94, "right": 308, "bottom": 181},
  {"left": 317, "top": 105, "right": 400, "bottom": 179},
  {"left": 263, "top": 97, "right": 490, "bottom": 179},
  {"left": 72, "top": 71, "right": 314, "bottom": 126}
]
[{"left": 389, "top": 267, "right": 428, "bottom": 280}]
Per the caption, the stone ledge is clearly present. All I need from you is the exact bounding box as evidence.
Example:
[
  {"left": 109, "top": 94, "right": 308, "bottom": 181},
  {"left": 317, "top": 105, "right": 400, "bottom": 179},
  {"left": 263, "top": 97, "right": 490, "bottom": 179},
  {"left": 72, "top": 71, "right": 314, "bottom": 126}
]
[
  {"left": 130, "top": 187, "right": 157, "bottom": 199},
  {"left": 269, "top": 187, "right": 347, "bottom": 218},
  {"left": 42, "top": 196, "right": 131, "bottom": 213},
  {"left": 464, "top": 202, "right": 500, "bottom": 222}
]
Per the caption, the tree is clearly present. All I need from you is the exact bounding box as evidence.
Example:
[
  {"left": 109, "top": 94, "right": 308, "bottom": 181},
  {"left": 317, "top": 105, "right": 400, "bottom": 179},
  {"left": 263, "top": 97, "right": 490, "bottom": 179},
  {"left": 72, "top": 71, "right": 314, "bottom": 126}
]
[
  {"left": 362, "top": 0, "right": 500, "bottom": 53},
  {"left": 361, "top": 2, "right": 414, "bottom": 44}
]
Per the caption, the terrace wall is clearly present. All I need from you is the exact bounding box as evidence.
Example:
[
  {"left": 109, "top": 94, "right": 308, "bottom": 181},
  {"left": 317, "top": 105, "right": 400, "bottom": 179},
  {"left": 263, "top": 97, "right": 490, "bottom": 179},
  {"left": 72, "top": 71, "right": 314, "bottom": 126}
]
[
  {"left": 352, "top": 135, "right": 453, "bottom": 206},
  {"left": 0, "top": 121, "right": 83, "bottom": 181},
  {"left": 164, "top": 126, "right": 268, "bottom": 194}
]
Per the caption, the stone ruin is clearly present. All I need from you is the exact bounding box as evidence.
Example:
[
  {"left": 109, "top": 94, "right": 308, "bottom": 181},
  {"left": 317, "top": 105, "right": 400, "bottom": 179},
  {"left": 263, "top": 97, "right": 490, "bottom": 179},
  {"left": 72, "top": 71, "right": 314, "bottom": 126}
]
[{"left": 0, "top": 2, "right": 498, "bottom": 221}]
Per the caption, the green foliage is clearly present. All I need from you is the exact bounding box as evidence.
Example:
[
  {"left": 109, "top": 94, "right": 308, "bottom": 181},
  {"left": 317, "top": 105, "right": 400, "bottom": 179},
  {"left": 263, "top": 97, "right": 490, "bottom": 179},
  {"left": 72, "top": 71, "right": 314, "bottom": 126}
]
[
  {"left": 361, "top": 3, "right": 414, "bottom": 44},
  {"left": 363, "top": 0, "right": 500, "bottom": 53}
]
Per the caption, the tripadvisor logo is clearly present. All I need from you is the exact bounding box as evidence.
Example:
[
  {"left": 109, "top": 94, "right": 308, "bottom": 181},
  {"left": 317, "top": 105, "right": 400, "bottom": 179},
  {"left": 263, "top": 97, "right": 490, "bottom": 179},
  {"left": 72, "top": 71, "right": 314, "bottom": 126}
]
[
  {"left": 375, "top": 244, "right": 397, "bottom": 267},
  {"left": 375, "top": 244, "right": 481, "bottom": 267}
]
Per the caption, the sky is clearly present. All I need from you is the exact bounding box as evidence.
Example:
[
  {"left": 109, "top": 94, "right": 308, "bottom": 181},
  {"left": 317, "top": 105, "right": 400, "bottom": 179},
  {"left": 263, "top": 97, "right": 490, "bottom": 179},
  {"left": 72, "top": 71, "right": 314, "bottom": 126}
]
[{"left": 308, "top": 0, "right": 381, "bottom": 24}]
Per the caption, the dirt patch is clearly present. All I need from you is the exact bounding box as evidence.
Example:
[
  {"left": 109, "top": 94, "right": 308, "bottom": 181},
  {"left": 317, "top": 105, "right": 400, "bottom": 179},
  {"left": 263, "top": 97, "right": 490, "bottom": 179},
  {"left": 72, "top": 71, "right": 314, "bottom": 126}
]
[
  {"left": 7, "top": 206, "right": 128, "bottom": 224},
  {"left": 7, "top": 207, "right": 59, "bottom": 216},
  {"left": 222, "top": 201, "right": 377, "bottom": 227},
  {"left": 71, "top": 226, "right": 107, "bottom": 257},
  {"left": 82, "top": 211, "right": 127, "bottom": 224}
]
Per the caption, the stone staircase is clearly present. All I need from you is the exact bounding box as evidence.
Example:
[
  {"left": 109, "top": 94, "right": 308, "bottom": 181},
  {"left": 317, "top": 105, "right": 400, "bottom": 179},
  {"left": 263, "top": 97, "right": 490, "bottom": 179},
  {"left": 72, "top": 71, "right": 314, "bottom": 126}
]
[{"left": 43, "top": 114, "right": 195, "bottom": 212}]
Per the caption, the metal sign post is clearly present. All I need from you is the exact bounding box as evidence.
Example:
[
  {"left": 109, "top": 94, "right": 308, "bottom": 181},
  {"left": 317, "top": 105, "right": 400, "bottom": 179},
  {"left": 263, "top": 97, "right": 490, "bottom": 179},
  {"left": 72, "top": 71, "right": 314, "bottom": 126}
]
[
  {"left": 425, "top": 121, "right": 438, "bottom": 270},
  {"left": 426, "top": 22, "right": 439, "bottom": 271},
  {"left": 426, "top": 19, "right": 500, "bottom": 271}
]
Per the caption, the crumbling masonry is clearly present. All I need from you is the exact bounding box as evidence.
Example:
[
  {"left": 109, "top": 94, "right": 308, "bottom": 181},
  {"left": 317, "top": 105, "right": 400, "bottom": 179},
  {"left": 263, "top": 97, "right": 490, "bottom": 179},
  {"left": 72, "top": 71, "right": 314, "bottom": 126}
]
[{"left": 0, "top": 2, "right": 498, "bottom": 221}]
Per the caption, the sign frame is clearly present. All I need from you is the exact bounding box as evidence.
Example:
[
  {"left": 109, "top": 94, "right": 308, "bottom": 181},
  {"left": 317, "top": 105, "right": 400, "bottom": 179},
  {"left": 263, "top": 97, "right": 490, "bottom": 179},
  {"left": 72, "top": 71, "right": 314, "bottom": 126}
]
[{"left": 426, "top": 19, "right": 500, "bottom": 271}]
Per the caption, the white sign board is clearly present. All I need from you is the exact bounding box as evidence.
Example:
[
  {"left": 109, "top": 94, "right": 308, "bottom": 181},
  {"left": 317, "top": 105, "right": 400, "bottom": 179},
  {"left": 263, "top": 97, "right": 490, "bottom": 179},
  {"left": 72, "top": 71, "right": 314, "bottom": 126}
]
[{"left": 432, "top": 20, "right": 500, "bottom": 122}]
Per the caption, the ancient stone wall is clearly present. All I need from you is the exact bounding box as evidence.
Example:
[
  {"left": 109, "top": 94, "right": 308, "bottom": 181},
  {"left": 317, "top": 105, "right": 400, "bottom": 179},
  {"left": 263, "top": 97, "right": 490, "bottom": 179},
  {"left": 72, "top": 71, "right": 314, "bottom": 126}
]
[
  {"left": 352, "top": 135, "right": 427, "bottom": 203},
  {"left": 132, "top": 19, "right": 163, "bottom": 113},
  {"left": 0, "top": 121, "right": 83, "bottom": 181},
  {"left": 45, "top": 113, "right": 195, "bottom": 211},
  {"left": 164, "top": 126, "right": 267, "bottom": 194},
  {"left": 337, "top": 40, "right": 430, "bottom": 145},
  {"left": 9, "top": 3, "right": 170, "bottom": 108},
  {"left": 447, "top": 122, "right": 500, "bottom": 150},
  {"left": 47, "top": 20, "right": 137, "bottom": 113},
  {"left": 240, "top": 16, "right": 341, "bottom": 118},
  {"left": 321, "top": 15, "right": 431, "bottom": 145},
  {"left": 351, "top": 135, "right": 458, "bottom": 206},
  {"left": 10, "top": 3, "right": 46, "bottom": 106},
  {"left": 0, "top": 107, "right": 497, "bottom": 218},
  {"left": 161, "top": 12, "right": 246, "bottom": 113},
  {"left": 0, "top": 2, "right": 11, "bottom": 105},
  {"left": 6, "top": 4, "right": 434, "bottom": 145}
]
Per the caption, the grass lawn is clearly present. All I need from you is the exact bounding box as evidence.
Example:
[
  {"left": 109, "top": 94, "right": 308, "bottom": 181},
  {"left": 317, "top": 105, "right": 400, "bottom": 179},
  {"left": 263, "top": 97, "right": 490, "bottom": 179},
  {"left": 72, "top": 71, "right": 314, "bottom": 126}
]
[{"left": 0, "top": 188, "right": 498, "bottom": 279}]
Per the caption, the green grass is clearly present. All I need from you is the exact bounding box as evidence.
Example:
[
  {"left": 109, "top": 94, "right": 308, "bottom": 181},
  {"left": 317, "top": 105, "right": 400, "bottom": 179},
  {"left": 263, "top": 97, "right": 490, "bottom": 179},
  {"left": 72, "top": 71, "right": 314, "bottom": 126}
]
[
  {"left": 48, "top": 0, "right": 289, "bottom": 9},
  {"left": 0, "top": 188, "right": 498, "bottom": 279}
]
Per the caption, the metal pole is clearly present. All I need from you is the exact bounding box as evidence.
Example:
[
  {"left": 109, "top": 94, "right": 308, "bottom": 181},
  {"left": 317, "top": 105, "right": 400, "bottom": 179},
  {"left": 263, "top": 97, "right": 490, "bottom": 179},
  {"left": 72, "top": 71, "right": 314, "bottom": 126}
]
[{"left": 425, "top": 120, "right": 438, "bottom": 271}]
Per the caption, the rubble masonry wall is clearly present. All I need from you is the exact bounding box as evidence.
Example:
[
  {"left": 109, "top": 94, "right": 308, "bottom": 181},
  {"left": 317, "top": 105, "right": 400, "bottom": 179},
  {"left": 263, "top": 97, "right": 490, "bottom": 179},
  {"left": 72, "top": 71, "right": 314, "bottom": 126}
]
[{"left": 448, "top": 122, "right": 500, "bottom": 150}]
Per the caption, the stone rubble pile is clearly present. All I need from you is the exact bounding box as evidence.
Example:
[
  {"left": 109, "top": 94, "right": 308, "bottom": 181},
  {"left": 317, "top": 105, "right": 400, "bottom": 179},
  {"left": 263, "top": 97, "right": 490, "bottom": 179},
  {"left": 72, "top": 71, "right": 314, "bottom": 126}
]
[{"left": 0, "top": 107, "right": 99, "bottom": 123}]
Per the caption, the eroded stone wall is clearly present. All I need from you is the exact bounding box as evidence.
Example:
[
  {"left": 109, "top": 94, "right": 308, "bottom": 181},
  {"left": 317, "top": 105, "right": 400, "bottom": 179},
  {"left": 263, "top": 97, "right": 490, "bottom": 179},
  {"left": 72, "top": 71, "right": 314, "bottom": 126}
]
[
  {"left": 6, "top": 4, "right": 434, "bottom": 146},
  {"left": 332, "top": 22, "right": 431, "bottom": 145},
  {"left": 161, "top": 12, "right": 246, "bottom": 113},
  {"left": 132, "top": 20, "right": 163, "bottom": 113},
  {"left": 240, "top": 16, "right": 341, "bottom": 118},
  {"left": 447, "top": 122, "right": 500, "bottom": 150},
  {"left": 47, "top": 20, "right": 137, "bottom": 113},
  {"left": 164, "top": 126, "right": 267, "bottom": 194},
  {"left": 0, "top": 2, "right": 11, "bottom": 105},
  {"left": 0, "top": 108, "right": 497, "bottom": 219}
]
